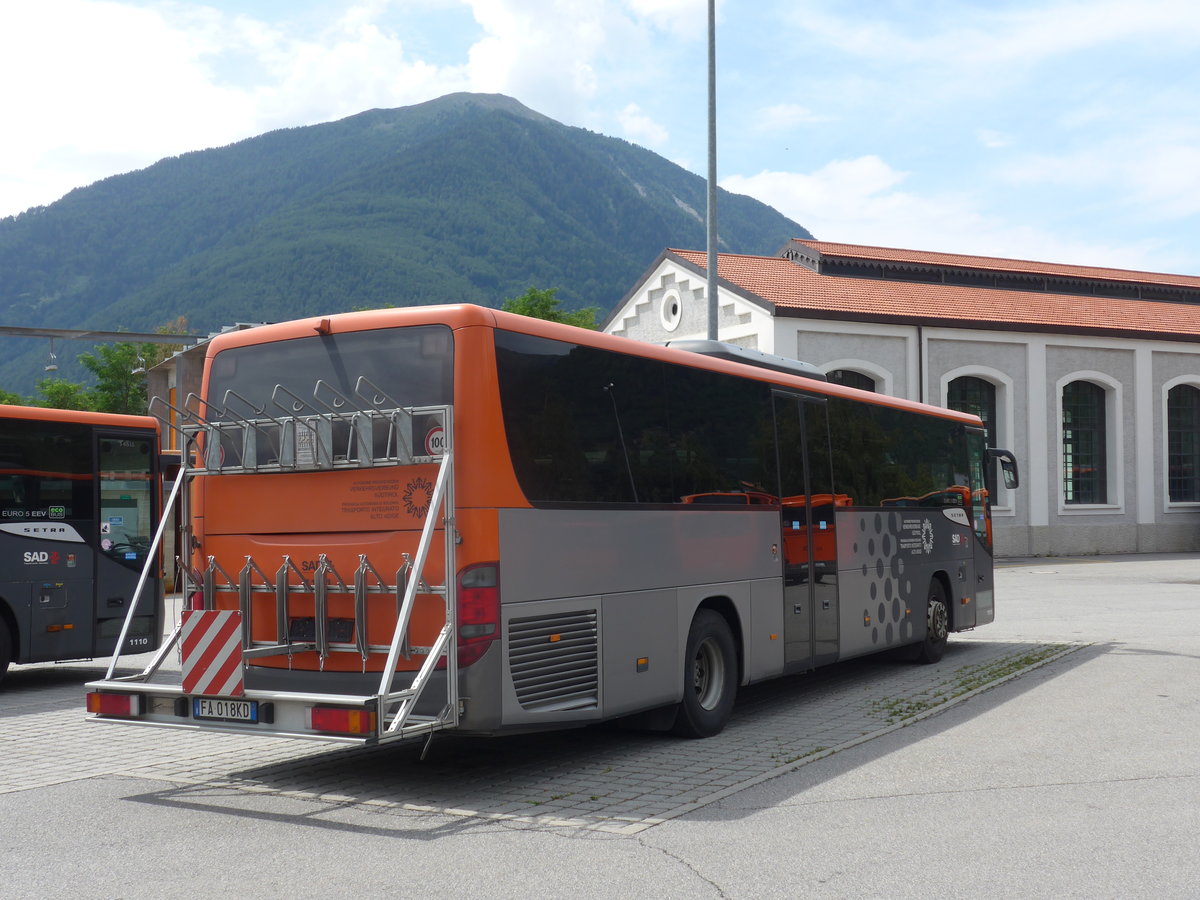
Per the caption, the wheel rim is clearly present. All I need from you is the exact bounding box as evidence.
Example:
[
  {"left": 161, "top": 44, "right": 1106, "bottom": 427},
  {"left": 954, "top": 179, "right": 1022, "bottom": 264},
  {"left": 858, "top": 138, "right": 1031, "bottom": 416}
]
[
  {"left": 928, "top": 596, "right": 948, "bottom": 641},
  {"left": 692, "top": 636, "right": 727, "bottom": 710}
]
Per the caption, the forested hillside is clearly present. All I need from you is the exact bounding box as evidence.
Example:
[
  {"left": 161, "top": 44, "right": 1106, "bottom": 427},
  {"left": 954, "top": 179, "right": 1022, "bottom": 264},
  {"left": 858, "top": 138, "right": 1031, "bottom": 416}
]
[{"left": 0, "top": 93, "right": 811, "bottom": 391}]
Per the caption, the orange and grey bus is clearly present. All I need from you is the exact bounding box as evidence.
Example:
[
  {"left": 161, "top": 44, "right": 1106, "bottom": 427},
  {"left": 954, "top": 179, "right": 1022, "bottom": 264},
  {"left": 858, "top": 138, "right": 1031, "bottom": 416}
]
[
  {"left": 86, "top": 305, "right": 1017, "bottom": 743},
  {"left": 1, "top": 405, "right": 164, "bottom": 683}
]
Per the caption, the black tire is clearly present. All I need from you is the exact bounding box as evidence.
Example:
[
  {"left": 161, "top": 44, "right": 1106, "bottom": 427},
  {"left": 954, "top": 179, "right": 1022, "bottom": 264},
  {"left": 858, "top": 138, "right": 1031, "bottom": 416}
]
[
  {"left": 916, "top": 579, "right": 950, "bottom": 664},
  {"left": 672, "top": 609, "right": 737, "bottom": 738},
  {"left": 0, "top": 615, "right": 12, "bottom": 686}
]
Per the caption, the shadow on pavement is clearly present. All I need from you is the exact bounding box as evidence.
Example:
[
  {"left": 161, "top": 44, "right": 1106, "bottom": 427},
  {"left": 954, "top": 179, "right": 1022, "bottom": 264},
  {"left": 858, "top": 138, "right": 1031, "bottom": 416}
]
[{"left": 114, "top": 639, "right": 1097, "bottom": 834}]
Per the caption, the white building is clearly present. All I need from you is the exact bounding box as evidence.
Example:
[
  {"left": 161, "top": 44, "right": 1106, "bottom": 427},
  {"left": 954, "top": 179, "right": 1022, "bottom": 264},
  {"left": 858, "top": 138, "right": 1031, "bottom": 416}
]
[{"left": 604, "top": 239, "right": 1200, "bottom": 557}]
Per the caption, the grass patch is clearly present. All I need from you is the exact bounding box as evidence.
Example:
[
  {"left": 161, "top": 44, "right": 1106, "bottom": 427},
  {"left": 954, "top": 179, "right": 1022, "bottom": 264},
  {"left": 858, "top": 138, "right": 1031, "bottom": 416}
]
[
  {"left": 869, "top": 695, "right": 939, "bottom": 723},
  {"left": 870, "top": 643, "right": 1071, "bottom": 724},
  {"left": 770, "top": 745, "right": 830, "bottom": 765},
  {"left": 949, "top": 644, "right": 1068, "bottom": 696}
]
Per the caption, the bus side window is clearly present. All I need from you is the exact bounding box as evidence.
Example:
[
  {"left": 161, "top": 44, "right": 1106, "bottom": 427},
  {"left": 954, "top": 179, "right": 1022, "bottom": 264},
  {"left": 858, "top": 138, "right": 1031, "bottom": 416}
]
[{"left": 0, "top": 474, "right": 27, "bottom": 509}]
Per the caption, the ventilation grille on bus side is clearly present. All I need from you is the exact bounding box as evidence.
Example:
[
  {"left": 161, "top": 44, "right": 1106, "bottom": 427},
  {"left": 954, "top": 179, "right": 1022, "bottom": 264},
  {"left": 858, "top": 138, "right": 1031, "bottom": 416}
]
[{"left": 508, "top": 610, "right": 599, "bottom": 712}]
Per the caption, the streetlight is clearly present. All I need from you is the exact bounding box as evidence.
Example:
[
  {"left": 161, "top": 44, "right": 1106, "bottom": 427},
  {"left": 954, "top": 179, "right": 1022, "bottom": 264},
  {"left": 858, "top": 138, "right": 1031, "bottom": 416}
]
[{"left": 706, "top": 0, "right": 718, "bottom": 341}]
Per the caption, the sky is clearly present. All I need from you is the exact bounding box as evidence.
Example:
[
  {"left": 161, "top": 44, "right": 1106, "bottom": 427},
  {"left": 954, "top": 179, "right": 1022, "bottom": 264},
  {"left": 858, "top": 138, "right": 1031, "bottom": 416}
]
[{"left": 4, "top": 0, "right": 1200, "bottom": 275}]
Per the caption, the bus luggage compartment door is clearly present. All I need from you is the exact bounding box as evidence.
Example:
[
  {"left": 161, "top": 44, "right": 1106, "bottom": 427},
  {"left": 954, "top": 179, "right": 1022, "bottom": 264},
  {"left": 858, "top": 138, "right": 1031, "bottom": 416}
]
[{"left": 29, "top": 580, "right": 92, "bottom": 662}]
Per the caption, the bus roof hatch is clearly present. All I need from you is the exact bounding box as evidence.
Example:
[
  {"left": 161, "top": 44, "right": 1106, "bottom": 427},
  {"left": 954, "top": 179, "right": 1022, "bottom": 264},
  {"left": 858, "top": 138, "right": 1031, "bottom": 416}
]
[{"left": 665, "top": 340, "right": 827, "bottom": 381}]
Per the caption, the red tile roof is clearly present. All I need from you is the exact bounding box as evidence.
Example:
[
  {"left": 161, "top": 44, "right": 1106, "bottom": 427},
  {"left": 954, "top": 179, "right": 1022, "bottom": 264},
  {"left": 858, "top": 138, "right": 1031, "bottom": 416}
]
[
  {"left": 792, "top": 239, "right": 1200, "bottom": 289},
  {"left": 670, "top": 248, "right": 1200, "bottom": 342}
]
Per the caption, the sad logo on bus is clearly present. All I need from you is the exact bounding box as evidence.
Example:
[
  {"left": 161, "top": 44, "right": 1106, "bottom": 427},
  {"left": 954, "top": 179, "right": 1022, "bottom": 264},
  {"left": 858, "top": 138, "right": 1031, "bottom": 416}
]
[
  {"left": 403, "top": 476, "right": 434, "bottom": 518},
  {"left": 921, "top": 520, "right": 934, "bottom": 554},
  {"left": 22, "top": 550, "right": 60, "bottom": 565}
]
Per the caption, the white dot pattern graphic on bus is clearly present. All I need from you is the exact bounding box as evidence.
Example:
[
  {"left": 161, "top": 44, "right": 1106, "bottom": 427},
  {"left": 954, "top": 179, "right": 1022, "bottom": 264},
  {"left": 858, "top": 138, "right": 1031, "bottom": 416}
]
[{"left": 852, "top": 512, "right": 917, "bottom": 646}]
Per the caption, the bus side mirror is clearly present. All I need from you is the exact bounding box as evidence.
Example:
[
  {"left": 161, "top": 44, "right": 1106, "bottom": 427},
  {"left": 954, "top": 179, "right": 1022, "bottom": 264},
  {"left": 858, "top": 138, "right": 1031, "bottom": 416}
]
[{"left": 987, "top": 448, "right": 1020, "bottom": 490}]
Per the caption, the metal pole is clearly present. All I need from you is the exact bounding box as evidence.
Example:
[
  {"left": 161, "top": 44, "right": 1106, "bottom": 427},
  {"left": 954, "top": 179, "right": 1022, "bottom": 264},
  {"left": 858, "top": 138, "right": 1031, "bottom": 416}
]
[
  {"left": 706, "top": 0, "right": 718, "bottom": 341},
  {"left": 104, "top": 464, "right": 187, "bottom": 680}
]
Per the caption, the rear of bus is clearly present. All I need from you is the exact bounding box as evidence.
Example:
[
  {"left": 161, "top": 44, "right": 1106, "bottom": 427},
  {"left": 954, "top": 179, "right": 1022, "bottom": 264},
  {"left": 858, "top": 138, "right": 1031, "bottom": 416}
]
[{"left": 187, "top": 307, "right": 514, "bottom": 729}]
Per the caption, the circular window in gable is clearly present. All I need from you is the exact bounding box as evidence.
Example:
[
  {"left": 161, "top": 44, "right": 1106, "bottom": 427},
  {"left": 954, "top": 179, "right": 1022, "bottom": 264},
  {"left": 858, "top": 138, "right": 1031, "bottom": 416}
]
[{"left": 660, "top": 289, "right": 682, "bottom": 332}]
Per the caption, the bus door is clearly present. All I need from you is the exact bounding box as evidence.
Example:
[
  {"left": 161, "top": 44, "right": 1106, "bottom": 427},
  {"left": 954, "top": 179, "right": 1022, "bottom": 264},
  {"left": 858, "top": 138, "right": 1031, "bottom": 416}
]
[
  {"left": 968, "top": 428, "right": 997, "bottom": 627},
  {"left": 774, "top": 393, "right": 838, "bottom": 672},
  {"left": 93, "top": 431, "right": 161, "bottom": 654}
]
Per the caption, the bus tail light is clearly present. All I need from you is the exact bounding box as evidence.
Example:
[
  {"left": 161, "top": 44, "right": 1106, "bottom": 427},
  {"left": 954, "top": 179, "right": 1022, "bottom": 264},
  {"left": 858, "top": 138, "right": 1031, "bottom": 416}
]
[
  {"left": 309, "top": 706, "right": 376, "bottom": 735},
  {"left": 457, "top": 562, "right": 500, "bottom": 667},
  {"left": 86, "top": 692, "right": 144, "bottom": 717}
]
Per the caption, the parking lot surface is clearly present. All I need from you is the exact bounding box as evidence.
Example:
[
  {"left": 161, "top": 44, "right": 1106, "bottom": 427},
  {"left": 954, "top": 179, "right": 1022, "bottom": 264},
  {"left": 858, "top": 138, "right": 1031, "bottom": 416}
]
[
  {"left": 2, "top": 554, "right": 1197, "bottom": 898},
  {"left": 1, "top": 631, "right": 1070, "bottom": 833}
]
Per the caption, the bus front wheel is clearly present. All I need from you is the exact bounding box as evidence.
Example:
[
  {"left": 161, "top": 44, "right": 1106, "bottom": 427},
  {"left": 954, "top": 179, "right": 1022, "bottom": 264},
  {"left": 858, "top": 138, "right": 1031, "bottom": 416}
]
[
  {"left": 916, "top": 580, "right": 950, "bottom": 664},
  {"left": 672, "top": 609, "right": 737, "bottom": 738},
  {"left": 0, "top": 615, "right": 12, "bottom": 683}
]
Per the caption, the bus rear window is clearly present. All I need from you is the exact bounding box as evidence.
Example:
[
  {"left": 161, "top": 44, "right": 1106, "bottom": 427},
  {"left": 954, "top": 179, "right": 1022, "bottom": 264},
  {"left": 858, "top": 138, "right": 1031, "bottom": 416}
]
[{"left": 207, "top": 325, "right": 453, "bottom": 419}]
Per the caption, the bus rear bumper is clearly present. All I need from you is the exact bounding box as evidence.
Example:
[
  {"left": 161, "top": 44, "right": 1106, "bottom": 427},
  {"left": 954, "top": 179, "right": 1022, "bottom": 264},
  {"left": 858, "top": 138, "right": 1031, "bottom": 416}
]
[{"left": 83, "top": 677, "right": 456, "bottom": 746}]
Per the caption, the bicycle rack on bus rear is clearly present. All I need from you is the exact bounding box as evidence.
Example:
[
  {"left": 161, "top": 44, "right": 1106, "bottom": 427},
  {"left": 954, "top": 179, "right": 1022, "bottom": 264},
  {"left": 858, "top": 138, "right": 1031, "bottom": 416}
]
[{"left": 88, "top": 378, "right": 459, "bottom": 745}]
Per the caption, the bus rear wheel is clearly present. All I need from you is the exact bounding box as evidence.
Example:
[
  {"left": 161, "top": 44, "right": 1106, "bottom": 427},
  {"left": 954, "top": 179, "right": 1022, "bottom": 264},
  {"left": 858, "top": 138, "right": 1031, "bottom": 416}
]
[
  {"left": 916, "top": 579, "right": 950, "bottom": 664},
  {"left": 672, "top": 609, "right": 737, "bottom": 738}
]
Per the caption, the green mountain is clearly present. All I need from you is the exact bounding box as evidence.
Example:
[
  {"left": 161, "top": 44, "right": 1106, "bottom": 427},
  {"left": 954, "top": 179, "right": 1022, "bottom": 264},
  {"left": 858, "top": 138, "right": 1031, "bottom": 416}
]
[{"left": 0, "top": 92, "right": 811, "bottom": 392}]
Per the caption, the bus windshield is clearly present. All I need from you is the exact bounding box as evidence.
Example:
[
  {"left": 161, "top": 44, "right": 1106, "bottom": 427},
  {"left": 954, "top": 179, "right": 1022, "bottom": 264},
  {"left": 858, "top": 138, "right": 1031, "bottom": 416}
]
[{"left": 98, "top": 435, "right": 157, "bottom": 572}]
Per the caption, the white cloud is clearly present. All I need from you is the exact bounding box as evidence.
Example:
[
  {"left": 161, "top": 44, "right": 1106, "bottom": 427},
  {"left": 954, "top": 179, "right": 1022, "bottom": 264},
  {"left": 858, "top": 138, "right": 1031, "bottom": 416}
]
[
  {"left": 0, "top": 1, "right": 261, "bottom": 215},
  {"left": 618, "top": 103, "right": 669, "bottom": 146},
  {"left": 794, "top": 0, "right": 1200, "bottom": 69},
  {"left": 1059, "top": 102, "right": 1115, "bottom": 129},
  {"left": 624, "top": 0, "right": 712, "bottom": 41},
  {"left": 1128, "top": 145, "right": 1200, "bottom": 221},
  {"left": 1002, "top": 130, "right": 1200, "bottom": 224},
  {"left": 976, "top": 129, "right": 1014, "bottom": 149},
  {"left": 463, "top": 0, "right": 646, "bottom": 121},
  {"left": 722, "top": 156, "right": 1164, "bottom": 269},
  {"left": 756, "top": 103, "right": 827, "bottom": 132},
  {"left": 247, "top": 7, "right": 469, "bottom": 130},
  {"left": 3, "top": 0, "right": 1196, "bottom": 278},
  {"left": 0, "top": 0, "right": 647, "bottom": 217},
  {"left": 724, "top": 156, "right": 906, "bottom": 224}
]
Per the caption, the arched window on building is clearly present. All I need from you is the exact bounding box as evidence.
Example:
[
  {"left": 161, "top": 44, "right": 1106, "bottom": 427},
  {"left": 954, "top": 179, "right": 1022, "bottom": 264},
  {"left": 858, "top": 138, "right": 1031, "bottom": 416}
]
[
  {"left": 948, "top": 375, "right": 998, "bottom": 500},
  {"left": 1063, "top": 380, "right": 1107, "bottom": 504},
  {"left": 827, "top": 369, "right": 876, "bottom": 392},
  {"left": 1167, "top": 383, "right": 1200, "bottom": 502},
  {"left": 947, "top": 376, "right": 997, "bottom": 447}
]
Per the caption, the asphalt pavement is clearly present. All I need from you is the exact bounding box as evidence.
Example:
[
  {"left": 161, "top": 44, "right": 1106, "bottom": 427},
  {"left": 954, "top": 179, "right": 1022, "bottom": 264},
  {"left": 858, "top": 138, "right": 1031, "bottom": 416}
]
[{"left": 1, "top": 553, "right": 1196, "bottom": 898}]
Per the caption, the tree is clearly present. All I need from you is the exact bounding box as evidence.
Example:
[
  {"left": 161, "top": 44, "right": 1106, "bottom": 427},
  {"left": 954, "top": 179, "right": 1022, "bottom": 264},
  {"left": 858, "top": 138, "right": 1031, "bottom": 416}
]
[
  {"left": 145, "top": 316, "right": 189, "bottom": 370},
  {"left": 0, "top": 388, "right": 25, "bottom": 405},
  {"left": 501, "top": 286, "right": 599, "bottom": 330},
  {"left": 35, "top": 378, "right": 94, "bottom": 411},
  {"left": 79, "top": 342, "right": 151, "bottom": 414}
]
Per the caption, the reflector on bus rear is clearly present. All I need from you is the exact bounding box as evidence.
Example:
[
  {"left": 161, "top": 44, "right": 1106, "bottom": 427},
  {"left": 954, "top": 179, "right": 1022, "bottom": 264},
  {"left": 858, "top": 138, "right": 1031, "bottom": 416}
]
[
  {"left": 309, "top": 706, "right": 377, "bottom": 735},
  {"left": 86, "top": 692, "right": 143, "bottom": 717}
]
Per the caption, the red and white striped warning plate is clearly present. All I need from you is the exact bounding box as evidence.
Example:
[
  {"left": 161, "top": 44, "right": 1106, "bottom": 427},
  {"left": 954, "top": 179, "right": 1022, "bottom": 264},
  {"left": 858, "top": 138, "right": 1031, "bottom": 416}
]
[{"left": 181, "top": 609, "right": 245, "bottom": 696}]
